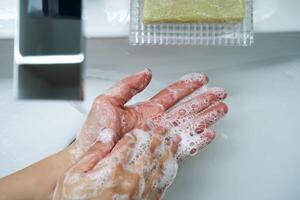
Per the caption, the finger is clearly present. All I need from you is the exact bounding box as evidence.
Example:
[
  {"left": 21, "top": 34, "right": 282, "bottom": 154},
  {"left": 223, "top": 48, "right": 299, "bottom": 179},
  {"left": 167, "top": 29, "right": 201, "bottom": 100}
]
[
  {"left": 70, "top": 141, "right": 114, "bottom": 173},
  {"left": 194, "top": 102, "right": 228, "bottom": 133},
  {"left": 157, "top": 136, "right": 180, "bottom": 168},
  {"left": 170, "top": 135, "right": 181, "bottom": 156},
  {"left": 177, "top": 129, "right": 215, "bottom": 161},
  {"left": 199, "top": 128, "right": 216, "bottom": 146},
  {"left": 141, "top": 135, "right": 179, "bottom": 199},
  {"left": 129, "top": 134, "right": 162, "bottom": 182},
  {"left": 153, "top": 137, "right": 179, "bottom": 193},
  {"left": 165, "top": 87, "right": 227, "bottom": 123},
  {"left": 103, "top": 68, "right": 152, "bottom": 106},
  {"left": 189, "top": 128, "right": 216, "bottom": 155},
  {"left": 128, "top": 133, "right": 177, "bottom": 173},
  {"left": 91, "top": 133, "right": 137, "bottom": 172},
  {"left": 149, "top": 73, "right": 208, "bottom": 112}
]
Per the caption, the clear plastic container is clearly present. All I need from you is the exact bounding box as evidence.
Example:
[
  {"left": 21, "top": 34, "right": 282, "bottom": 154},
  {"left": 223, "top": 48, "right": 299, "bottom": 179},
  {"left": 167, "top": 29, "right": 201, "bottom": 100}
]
[{"left": 130, "top": 0, "right": 253, "bottom": 46}]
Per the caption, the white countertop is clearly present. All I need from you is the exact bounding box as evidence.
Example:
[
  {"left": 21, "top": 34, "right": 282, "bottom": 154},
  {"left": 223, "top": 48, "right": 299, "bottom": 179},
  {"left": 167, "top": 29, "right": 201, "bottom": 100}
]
[{"left": 1, "top": 0, "right": 300, "bottom": 39}]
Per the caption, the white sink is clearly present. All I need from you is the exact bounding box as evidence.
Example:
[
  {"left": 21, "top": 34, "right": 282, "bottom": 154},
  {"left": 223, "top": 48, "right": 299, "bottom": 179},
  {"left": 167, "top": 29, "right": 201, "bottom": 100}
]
[{"left": 85, "top": 34, "right": 300, "bottom": 200}]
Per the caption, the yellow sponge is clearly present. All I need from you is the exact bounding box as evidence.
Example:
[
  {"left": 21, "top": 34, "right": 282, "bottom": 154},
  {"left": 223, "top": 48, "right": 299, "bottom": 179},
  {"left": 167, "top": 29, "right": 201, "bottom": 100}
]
[{"left": 143, "top": 0, "right": 245, "bottom": 24}]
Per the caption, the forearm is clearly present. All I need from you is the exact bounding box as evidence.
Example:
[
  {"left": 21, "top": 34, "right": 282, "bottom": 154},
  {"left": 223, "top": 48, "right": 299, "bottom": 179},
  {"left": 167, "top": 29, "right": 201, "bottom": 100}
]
[{"left": 0, "top": 147, "right": 73, "bottom": 200}]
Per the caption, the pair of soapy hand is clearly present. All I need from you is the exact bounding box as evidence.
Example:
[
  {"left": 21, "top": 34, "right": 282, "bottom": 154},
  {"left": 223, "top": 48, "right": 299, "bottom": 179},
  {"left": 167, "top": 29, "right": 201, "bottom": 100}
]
[{"left": 52, "top": 69, "right": 228, "bottom": 200}]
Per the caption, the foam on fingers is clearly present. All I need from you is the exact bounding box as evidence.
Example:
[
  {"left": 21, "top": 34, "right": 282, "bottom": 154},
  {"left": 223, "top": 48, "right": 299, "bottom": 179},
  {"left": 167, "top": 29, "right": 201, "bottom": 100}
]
[
  {"left": 179, "top": 73, "right": 208, "bottom": 85},
  {"left": 165, "top": 87, "right": 227, "bottom": 125},
  {"left": 103, "top": 68, "right": 152, "bottom": 105},
  {"left": 194, "top": 102, "right": 228, "bottom": 132},
  {"left": 161, "top": 102, "right": 227, "bottom": 160},
  {"left": 149, "top": 73, "right": 208, "bottom": 112},
  {"left": 88, "top": 129, "right": 180, "bottom": 200}
]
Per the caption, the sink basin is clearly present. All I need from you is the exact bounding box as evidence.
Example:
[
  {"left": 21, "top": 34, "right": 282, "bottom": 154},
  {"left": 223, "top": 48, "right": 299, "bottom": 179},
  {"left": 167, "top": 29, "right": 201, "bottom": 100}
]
[
  {"left": 85, "top": 34, "right": 300, "bottom": 200},
  {"left": 1, "top": 33, "right": 300, "bottom": 200},
  {"left": 0, "top": 79, "right": 84, "bottom": 176}
]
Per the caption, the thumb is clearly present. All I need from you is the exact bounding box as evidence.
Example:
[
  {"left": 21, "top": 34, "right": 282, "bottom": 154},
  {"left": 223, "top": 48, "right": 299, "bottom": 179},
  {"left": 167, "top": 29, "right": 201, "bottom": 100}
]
[
  {"left": 103, "top": 68, "right": 152, "bottom": 106},
  {"left": 70, "top": 129, "right": 116, "bottom": 173}
]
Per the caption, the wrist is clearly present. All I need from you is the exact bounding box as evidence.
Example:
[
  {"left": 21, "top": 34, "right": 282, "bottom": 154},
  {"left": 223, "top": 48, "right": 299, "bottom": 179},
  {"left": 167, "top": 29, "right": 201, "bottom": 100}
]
[
  {"left": 53, "top": 146, "right": 75, "bottom": 173},
  {"left": 64, "top": 141, "right": 85, "bottom": 165}
]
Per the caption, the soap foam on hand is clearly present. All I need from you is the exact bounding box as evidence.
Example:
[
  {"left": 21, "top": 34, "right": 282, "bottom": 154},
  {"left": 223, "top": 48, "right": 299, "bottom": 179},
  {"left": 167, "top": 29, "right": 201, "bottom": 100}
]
[
  {"left": 55, "top": 98, "right": 226, "bottom": 200},
  {"left": 54, "top": 128, "right": 180, "bottom": 200},
  {"left": 54, "top": 72, "right": 228, "bottom": 200}
]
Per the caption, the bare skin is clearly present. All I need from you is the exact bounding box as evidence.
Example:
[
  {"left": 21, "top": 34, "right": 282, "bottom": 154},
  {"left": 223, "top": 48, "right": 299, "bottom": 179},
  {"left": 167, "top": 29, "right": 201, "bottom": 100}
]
[
  {"left": 0, "top": 69, "right": 227, "bottom": 200},
  {"left": 53, "top": 71, "right": 228, "bottom": 200}
]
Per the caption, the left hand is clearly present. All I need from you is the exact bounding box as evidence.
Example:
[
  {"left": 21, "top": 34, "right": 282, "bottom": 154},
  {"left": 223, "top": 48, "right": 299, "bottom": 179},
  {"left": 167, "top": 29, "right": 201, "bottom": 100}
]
[{"left": 69, "top": 69, "right": 213, "bottom": 163}]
